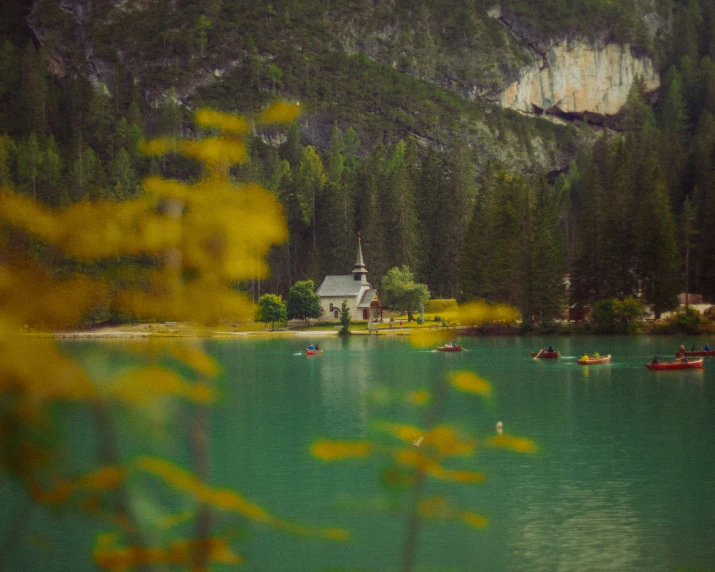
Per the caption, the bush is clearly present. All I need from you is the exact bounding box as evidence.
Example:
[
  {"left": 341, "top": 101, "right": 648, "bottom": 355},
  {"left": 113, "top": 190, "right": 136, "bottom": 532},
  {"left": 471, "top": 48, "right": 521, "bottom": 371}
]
[
  {"left": 591, "top": 297, "right": 645, "bottom": 334},
  {"left": 653, "top": 307, "right": 702, "bottom": 335}
]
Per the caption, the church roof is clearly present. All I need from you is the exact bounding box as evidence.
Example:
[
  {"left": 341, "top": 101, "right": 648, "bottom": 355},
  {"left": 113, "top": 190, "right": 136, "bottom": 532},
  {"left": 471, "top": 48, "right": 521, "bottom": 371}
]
[
  {"left": 316, "top": 276, "right": 369, "bottom": 297},
  {"left": 357, "top": 289, "right": 379, "bottom": 308}
]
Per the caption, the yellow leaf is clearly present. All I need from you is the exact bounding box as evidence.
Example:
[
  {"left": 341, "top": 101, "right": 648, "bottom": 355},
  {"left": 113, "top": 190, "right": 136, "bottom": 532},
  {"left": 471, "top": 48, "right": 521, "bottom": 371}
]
[
  {"left": 406, "top": 390, "right": 430, "bottom": 406},
  {"left": 93, "top": 536, "right": 242, "bottom": 572},
  {"left": 310, "top": 440, "right": 373, "bottom": 461},
  {"left": 408, "top": 328, "right": 450, "bottom": 348},
  {"left": 449, "top": 371, "right": 491, "bottom": 397},
  {"left": 460, "top": 511, "right": 488, "bottom": 528},
  {"left": 484, "top": 434, "right": 538, "bottom": 453},
  {"left": 135, "top": 456, "right": 349, "bottom": 541},
  {"left": 394, "top": 449, "right": 484, "bottom": 483},
  {"left": 139, "top": 138, "right": 174, "bottom": 156},
  {"left": 177, "top": 137, "right": 247, "bottom": 166},
  {"left": 106, "top": 366, "right": 215, "bottom": 405},
  {"left": 195, "top": 109, "right": 249, "bottom": 135},
  {"left": 258, "top": 101, "right": 301, "bottom": 124},
  {"left": 423, "top": 426, "right": 476, "bottom": 457}
]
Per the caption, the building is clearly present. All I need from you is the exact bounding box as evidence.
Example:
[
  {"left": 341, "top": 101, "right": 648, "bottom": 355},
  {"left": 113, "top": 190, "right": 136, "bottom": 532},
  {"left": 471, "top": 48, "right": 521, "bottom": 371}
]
[{"left": 315, "top": 238, "right": 382, "bottom": 321}]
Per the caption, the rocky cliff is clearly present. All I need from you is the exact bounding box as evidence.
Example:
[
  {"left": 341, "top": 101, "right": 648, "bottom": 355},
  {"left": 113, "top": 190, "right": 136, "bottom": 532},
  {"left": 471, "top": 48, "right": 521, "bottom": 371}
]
[{"left": 499, "top": 39, "right": 660, "bottom": 116}]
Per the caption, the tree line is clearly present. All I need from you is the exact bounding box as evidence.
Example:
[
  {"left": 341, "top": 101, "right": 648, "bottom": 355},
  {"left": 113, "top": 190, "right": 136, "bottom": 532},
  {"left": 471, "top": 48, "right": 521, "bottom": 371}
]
[{"left": 4, "top": 0, "right": 715, "bottom": 327}]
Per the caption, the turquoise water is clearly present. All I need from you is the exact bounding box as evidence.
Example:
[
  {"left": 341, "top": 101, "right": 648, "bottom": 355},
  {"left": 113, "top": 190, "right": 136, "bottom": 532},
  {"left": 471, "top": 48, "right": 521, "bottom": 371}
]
[{"left": 2, "top": 335, "right": 715, "bottom": 572}]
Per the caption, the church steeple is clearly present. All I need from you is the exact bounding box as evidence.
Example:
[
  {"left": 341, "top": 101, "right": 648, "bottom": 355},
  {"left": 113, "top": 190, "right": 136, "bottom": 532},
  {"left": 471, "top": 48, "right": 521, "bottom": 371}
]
[{"left": 352, "top": 233, "right": 368, "bottom": 283}]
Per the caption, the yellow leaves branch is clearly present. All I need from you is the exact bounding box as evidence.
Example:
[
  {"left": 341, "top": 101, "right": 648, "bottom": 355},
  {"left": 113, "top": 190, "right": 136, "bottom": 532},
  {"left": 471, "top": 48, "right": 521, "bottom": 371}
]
[
  {"left": 135, "top": 456, "right": 348, "bottom": 542},
  {"left": 93, "top": 533, "right": 242, "bottom": 572}
]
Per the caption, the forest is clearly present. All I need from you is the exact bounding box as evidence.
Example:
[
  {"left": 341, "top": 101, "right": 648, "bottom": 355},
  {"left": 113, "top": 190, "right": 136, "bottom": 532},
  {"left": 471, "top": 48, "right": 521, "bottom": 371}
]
[{"left": 1, "top": 0, "right": 715, "bottom": 326}]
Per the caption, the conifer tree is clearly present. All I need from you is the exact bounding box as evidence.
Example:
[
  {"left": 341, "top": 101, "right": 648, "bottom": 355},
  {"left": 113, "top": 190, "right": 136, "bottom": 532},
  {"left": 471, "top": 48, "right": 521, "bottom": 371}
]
[
  {"left": 16, "top": 132, "right": 40, "bottom": 201},
  {"left": 601, "top": 137, "right": 638, "bottom": 298},
  {"left": 38, "top": 136, "right": 63, "bottom": 206},
  {"left": 659, "top": 67, "right": 689, "bottom": 204},
  {"left": 110, "top": 148, "right": 136, "bottom": 199},
  {"left": 0, "top": 135, "right": 16, "bottom": 188},
  {"left": 20, "top": 43, "right": 48, "bottom": 136},
  {"left": 636, "top": 160, "right": 680, "bottom": 317},
  {"left": 295, "top": 145, "right": 326, "bottom": 255},
  {"left": 570, "top": 162, "right": 607, "bottom": 307},
  {"left": 680, "top": 195, "right": 698, "bottom": 305},
  {"left": 356, "top": 146, "right": 388, "bottom": 289},
  {"left": 528, "top": 178, "right": 566, "bottom": 325},
  {"left": 383, "top": 140, "right": 418, "bottom": 272}
]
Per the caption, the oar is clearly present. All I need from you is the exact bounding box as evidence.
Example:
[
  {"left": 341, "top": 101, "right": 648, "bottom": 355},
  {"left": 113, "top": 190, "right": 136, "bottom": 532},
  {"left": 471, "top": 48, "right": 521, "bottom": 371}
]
[{"left": 534, "top": 348, "right": 544, "bottom": 359}]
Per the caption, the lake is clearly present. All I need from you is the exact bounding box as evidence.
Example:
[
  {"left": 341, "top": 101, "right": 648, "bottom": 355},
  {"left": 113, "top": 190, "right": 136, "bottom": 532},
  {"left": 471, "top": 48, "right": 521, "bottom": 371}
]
[{"left": 2, "top": 335, "right": 714, "bottom": 572}]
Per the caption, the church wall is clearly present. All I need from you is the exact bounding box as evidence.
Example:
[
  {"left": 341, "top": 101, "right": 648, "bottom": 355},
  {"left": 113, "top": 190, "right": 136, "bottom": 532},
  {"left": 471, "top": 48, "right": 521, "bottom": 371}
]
[{"left": 319, "top": 296, "right": 366, "bottom": 322}]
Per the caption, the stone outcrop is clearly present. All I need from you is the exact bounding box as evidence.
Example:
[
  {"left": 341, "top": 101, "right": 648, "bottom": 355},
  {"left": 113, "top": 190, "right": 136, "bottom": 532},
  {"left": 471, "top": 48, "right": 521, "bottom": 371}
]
[{"left": 499, "top": 39, "right": 660, "bottom": 116}]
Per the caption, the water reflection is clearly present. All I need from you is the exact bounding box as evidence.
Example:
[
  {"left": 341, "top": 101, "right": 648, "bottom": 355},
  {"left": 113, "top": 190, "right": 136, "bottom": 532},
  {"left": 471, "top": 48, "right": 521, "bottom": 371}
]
[{"left": 507, "top": 480, "right": 649, "bottom": 571}]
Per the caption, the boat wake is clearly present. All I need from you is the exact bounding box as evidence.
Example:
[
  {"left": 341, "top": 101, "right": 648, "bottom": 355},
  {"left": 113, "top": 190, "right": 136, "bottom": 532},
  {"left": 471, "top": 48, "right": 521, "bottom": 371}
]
[{"left": 293, "top": 352, "right": 303, "bottom": 356}]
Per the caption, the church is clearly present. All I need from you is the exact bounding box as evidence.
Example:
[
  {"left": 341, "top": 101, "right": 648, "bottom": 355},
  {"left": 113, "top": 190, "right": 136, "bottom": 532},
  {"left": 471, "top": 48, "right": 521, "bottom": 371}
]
[{"left": 315, "top": 238, "right": 382, "bottom": 322}]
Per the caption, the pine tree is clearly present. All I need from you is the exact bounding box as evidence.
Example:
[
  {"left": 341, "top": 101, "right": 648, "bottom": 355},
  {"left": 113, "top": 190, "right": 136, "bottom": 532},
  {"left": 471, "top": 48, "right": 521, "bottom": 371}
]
[
  {"left": 295, "top": 145, "right": 326, "bottom": 255},
  {"left": 110, "top": 147, "right": 136, "bottom": 199},
  {"left": 601, "top": 137, "right": 638, "bottom": 298},
  {"left": 659, "top": 67, "right": 689, "bottom": 205},
  {"left": 570, "top": 162, "right": 607, "bottom": 307},
  {"left": 339, "top": 299, "right": 351, "bottom": 334},
  {"left": 528, "top": 177, "right": 566, "bottom": 325},
  {"left": 356, "top": 146, "right": 388, "bottom": 290},
  {"left": 383, "top": 140, "right": 418, "bottom": 271},
  {"left": 680, "top": 195, "right": 698, "bottom": 305},
  {"left": 38, "top": 136, "right": 63, "bottom": 207},
  {"left": 20, "top": 43, "right": 48, "bottom": 136},
  {"left": 0, "top": 41, "right": 19, "bottom": 131},
  {"left": 636, "top": 159, "right": 680, "bottom": 318},
  {"left": 0, "top": 135, "right": 16, "bottom": 188},
  {"left": 16, "top": 132, "right": 41, "bottom": 201}
]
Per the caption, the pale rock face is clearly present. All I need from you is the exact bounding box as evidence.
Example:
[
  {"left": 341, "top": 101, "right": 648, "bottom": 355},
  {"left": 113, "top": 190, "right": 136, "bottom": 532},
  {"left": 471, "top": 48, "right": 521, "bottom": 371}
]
[{"left": 500, "top": 40, "right": 660, "bottom": 115}]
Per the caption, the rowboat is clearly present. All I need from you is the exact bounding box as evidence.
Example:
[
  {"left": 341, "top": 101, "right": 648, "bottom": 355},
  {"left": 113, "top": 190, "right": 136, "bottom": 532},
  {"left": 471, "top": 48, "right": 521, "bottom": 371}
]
[
  {"left": 306, "top": 349, "right": 323, "bottom": 356},
  {"left": 436, "top": 345, "right": 462, "bottom": 352},
  {"left": 530, "top": 351, "right": 559, "bottom": 359},
  {"left": 577, "top": 355, "right": 611, "bottom": 365},
  {"left": 646, "top": 358, "right": 704, "bottom": 371},
  {"left": 674, "top": 350, "right": 715, "bottom": 357}
]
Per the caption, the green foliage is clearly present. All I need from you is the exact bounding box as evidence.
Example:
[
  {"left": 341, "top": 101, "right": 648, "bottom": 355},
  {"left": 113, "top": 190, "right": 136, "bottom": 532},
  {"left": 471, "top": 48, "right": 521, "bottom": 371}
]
[
  {"left": 591, "top": 297, "right": 645, "bottom": 334},
  {"left": 195, "top": 15, "right": 212, "bottom": 57},
  {"left": 653, "top": 306, "right": 703, "bottom": 334},
  {"left": 256, "top": 293, "right": 288, "bottom": 329},
  {"left": 382, "top": 266, "right": 430, "bottom": 321},
  {"left": 339, "top": 299, "right": 351, "bottom": 334},
  {"left": 287, "top": 280, "right": 322, "bottom": 324}
]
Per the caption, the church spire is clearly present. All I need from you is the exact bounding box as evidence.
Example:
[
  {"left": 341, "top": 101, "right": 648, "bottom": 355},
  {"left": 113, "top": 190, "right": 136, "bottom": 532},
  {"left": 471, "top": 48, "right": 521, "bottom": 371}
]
[{"left": 352, "top": 233, "right": 368, "bottom": 282}]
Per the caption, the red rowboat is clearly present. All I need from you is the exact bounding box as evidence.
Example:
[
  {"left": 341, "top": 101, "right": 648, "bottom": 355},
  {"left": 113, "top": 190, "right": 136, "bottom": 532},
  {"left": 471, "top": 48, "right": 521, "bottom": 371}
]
[
  {"left": 306, "top": 349, "right": 323, "bottom": 356},
  {"left": 577, "top": 355, "right": 611, "bottom": 365},
  {"left": 674, "top": 350, "right": 715, "bottom": 357},
  {"left": 646, "top": 358, "right": 703, "bottom": 371},
  {"left": 531, "top": 351, "right": 559, "bottom": 359},
  {"left": 436, "top": 345, "right": 462, "bottom": 352}
]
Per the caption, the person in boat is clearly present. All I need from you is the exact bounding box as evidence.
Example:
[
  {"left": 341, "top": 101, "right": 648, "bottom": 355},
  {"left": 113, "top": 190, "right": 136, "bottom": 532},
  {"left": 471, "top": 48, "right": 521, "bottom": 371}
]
[
  {"left": 581, "top": 353, "right": 589, "bottom": 360},
  {"left": 682, "top": 356, "right": 689, "bottom": 363},
  {"left": 652, "top": 356, "right": 659, "bottom": 364},
  {"left": 547, "top": 345, "right": 554, "bottom": 353},
  {"left": 315, "top": 344, "right": 320, "bottom": 351},
  {"left": 679, "top": 344, "right": 686, "bottom": 354},
  {"left": 308, "top": 344, "right": 315, "bottom": 351},
  {"left": 593, "top": 352, "right": 600, "bottom": 359},
  {"left": 704, "top": 343, "right": 711, "bottom": 351},
  {"left": 691, "top": 345, "right": 697, "bottom": 352}
]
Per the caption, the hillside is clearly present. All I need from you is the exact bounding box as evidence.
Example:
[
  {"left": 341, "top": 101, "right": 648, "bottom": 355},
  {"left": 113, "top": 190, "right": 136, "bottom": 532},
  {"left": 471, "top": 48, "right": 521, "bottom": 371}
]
[
  {"left": 20, "top": 0, "right": 668, "bottom": 172},
  {"left": 4, "top": 0, "right": 715, "bottom": 326}
]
